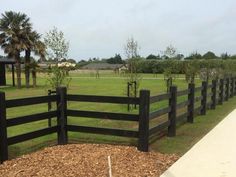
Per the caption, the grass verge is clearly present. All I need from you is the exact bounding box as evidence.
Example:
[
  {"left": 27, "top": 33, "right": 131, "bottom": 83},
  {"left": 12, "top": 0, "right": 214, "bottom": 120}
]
[{"left": 151, "top": 96, "right": 236, "bottom": 155}]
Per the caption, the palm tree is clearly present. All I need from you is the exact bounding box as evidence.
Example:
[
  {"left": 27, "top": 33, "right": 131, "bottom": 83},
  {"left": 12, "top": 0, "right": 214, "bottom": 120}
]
[
  {"left": 30, "top": 59, "right": 40, "bottom": 87},
  {"left": 34, "top": 40, "right": 46, "bottom": 62},
  {"left": 24, "top": 30, "right": 40, "bottom": 88},
  {"left": 25, "top": 35, "right": 45, "bottom": 88},
  {"left": 0, "top": 11, "right": 32, "bottom": 88}
]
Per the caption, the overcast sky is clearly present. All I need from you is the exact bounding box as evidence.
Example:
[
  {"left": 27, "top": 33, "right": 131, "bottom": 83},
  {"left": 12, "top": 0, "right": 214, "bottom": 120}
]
[{"left": 0, "top": 0, "right": 236, "bottom": 60}]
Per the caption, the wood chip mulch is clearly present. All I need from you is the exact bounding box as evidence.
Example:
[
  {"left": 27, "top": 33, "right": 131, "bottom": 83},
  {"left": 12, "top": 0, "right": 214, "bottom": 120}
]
[{"left": 0, "top": 144, "right": 179, "bottom": 177}]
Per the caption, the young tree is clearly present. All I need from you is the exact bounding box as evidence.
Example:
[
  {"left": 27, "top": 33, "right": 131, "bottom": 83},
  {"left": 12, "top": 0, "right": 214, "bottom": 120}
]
[
  {"left": 124, "top": 37, "right": 139, "bottom": 59},
  {"left": 199, "top": 60, "right": 219, "bottom": 82},
  {"left": 47, "top": 66, "right": 71, "bottom": 89},
  {"left": 184, "top": 60, "right": 200, "bottom": 83},
  {"left": 164, "top": 45, "right": 177, "bottom": 59},
  {"left": 163, "top": 60, "right": 179, "bottom": 92},
  {"left": 44, "top": 27, "right": 69, "bottom": 62},
  {"left": 44, "top": 27, "right": 71, "bottom": 89},
  {"left": 124, "top": 37, "right": 141, "bottom": 105}
]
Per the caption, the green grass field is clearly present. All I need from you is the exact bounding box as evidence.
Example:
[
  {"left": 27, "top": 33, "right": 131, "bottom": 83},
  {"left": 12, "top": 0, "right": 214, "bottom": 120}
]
[{"left": 0, "top": 70, "right": 235, "bottom": 158}]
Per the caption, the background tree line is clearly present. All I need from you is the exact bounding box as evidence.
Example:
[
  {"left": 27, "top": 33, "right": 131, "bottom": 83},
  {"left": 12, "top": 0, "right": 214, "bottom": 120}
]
[{"left": 1, "top": 11, "right": 236, "bottom": 90}]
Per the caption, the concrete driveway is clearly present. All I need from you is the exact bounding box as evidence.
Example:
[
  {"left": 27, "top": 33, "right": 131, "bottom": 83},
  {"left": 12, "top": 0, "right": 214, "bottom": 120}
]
[{"left": 161, "top": 109, "right": 236, "bottom": 177}]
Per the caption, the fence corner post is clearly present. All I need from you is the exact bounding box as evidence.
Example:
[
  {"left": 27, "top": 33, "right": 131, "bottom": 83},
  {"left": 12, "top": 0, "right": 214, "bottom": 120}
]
[
  {"left": 201, "top": 81, "right": 207, "bottom": 115},
  {"left": 187, "top": 83, "right": 195, "bottom": 123},
  {"left": 138, "top": 90, "right": 150, "bottom": 152},
  {"left": 211, "top": 80, "right": 217, "bottom": 109},
  {"left": 0, "top": 92, "right": 8, "bottom": 163},
  {"left": 56, "top": 87, "right": 68, "bottom": 145},
  {"left": 168, "top": 86, "right": 177, "bottom": 137}
]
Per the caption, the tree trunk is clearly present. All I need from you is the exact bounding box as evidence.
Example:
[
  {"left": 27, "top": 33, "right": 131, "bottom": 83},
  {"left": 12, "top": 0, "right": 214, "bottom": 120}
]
[
  {"left": 25, "top": 49, "right": 31, "bottom": 88},
  {"left": 15, "top": 53, "right": 21, "bottom": 89},
  {"left": 32, "top": 70, "right": 36, "bottom": 87}
]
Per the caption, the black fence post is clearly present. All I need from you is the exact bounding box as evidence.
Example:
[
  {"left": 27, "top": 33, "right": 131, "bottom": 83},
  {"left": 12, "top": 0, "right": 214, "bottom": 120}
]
[
  {"left": 234, "top": 77, "right": 236, "bottom": 96},
  {"left": 230, "top": 77, "right": 234, "bottom": 98},
  {"left": 56, "top": 87, "right": 68, "bottom": 145},
  {"left": 187, "top": 83, "right": 195, "bottom": 123},
  {"left": 168, "top": 86, "right": 177, "bottom": 137},
  {"left": 138, "top": 90, "right": 150, "bottom": 152},
  {"left": 201, "top": 81, "right": 207, "bottom": 115},
  {"left": 48, "top": 90, "right": 52, "bottom": 127},
  {"left": 127, "top": 82, "right": 130, "bottom": 111},
  {"left": 0, "top": 92, "right": 8, "bottom": 163},
  {"left": 211, "top": 80, "right": 217, "bottom": 109},
  {"left": 225, "top": 78, "right": 229, "bottom": 101},
  {"left": 219, "top": 79, "right": 224, "bottom": 105},
  {"left": 134, "top": 81, "right": 137, "bottom": 109}
]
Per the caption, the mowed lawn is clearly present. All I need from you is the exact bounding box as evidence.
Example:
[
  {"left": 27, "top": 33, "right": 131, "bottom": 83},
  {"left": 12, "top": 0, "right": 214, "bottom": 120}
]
[{"left": 0, "top": 71, "right": 234, "bottom": 158}]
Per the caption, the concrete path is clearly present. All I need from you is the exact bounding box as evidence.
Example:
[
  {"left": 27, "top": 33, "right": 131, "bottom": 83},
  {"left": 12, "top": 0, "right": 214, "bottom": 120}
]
[{"left": 161, "top": 109, "right": 236, "bottom": 177}]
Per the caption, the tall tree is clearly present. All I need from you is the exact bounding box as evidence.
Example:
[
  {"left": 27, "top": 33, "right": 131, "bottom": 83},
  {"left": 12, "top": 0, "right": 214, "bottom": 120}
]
[
  {"left": 24, "top": 31, "right": 45, "bottom": 88},
  {"left": 202, "top": 51, "right": 218, "bottom": 59},
  {"left": 24, "top": 31, "right": 39, "bottom": 88},
  {"left": 34, "top": 40, "right": 46, "bottom": 62},
  {"left": 0, "top": 11, "right": 31, "bottom": 88},
  {"left": 107, "top": 54, "right": 123, "bottom": 64},
  {"left": 146, "top": 54, "right": 161, "bottom": 60},
  {"left": 221, "top": 52, "right": 230, "bottom": 60},
  {"left": 185, "top": 52, "right": 202, "bottom": 60}
]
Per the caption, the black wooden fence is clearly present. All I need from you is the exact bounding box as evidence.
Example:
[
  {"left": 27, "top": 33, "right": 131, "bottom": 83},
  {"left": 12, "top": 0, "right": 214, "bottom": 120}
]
[
  {"left": 148, "top": 77, "right": 236, "bottom": 144},
  {"left": 0, "top": 77, "right": 236, "bottom": 163}
]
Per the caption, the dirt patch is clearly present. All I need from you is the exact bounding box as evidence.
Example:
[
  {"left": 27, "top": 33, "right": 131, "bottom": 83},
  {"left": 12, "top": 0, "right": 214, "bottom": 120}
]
[{"left": 0, "top": 144, "right": 179, "bottom": 177}]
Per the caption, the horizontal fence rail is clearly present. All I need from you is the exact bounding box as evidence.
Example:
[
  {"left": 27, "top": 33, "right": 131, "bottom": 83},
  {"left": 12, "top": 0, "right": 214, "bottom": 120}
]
[
  {"left": 67, "top": 110, "right": 139, "bottom": 121},
  {"left": 194, "top": 106, "right": 202, "bottom": 114},
  {"left": 67, "top": 125, "right": 139, "bottom": 138},
  {"left": 67, "top": 94, "right": 139, "bottom": 104},
  {"left": 195, "top": 86, "right": 202, "bottom": 92},
  {"left": 7, "top": 126, "right": 58, "bottom": 145},
  {"left": 6, "top": 95, "right": 58, "bottom": 108},
  {"left": 177, "top": 89, "right": 189, "bottom": 96},
  {"left": 176, "top": 100, "right": 189, "bottom": 109},
  {"left": 150, "top": 93, "right": 171, "bottom": 104},
  {"left": 7, "top": 111, "right": 57, "bottom": 127},
  {"left": 149, "top": 107, "right": 171, "bottom": 120},
  {"left": 194, "top": 96, "right": 202, "bottom": 102},
  {"left": 149, "top": 120, "right": 170, "bottom": 136},
  {"left": 177, "top": 112, "right": 188, "bottom": 122}
]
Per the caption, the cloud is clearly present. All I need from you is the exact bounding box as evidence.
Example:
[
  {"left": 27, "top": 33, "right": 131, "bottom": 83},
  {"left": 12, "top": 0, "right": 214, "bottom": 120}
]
[{"left": 0, "top": 0, "right": 236, "bottom": 59}]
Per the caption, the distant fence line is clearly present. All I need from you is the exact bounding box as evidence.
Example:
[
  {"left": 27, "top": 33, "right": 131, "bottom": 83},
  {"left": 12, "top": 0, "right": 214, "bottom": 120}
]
[{"left": 0, "top": 77, "right": 236, "bottom": 163}]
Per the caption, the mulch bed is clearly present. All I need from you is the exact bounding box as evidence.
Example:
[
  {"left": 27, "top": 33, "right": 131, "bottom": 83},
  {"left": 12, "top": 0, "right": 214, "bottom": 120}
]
[{"left": 0, "top": 144, "right": 179, "bottom": 177}]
